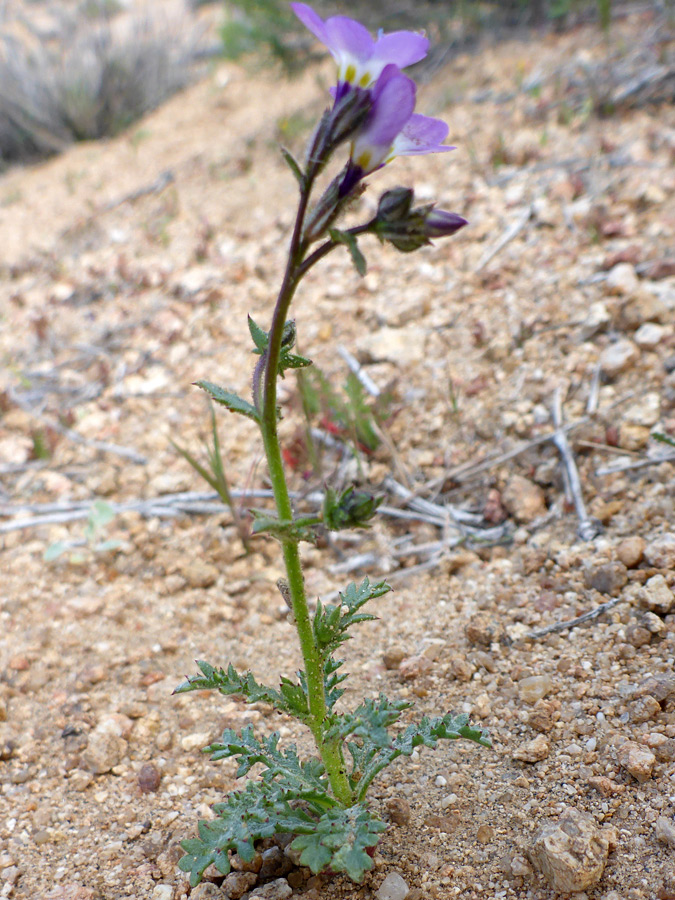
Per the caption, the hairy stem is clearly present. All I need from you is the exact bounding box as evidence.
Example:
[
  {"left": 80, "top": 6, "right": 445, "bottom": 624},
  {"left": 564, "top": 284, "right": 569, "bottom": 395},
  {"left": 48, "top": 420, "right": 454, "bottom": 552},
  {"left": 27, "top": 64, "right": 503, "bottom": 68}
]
[{"left": 259, "top": 174, "right": 352, "bottom": 807}]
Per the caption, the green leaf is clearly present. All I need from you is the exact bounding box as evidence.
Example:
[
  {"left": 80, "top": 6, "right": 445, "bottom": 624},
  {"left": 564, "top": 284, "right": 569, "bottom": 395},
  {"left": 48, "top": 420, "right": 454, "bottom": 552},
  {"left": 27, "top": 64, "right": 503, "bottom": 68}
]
[
  {"left": 44, "top": 540, "right": 69, "bottom": 562},
  {"left": 653, "top": 431, "right": 675, "bottom": 448},
  {"left": 94, "top": 539, "right": 122, "bottom": 553},
  {"left": 247, "top": 315, "right": 268, "bottom": 353},
  {"left": 174, "top": 660, "right": 281, "bottom": 703},
  {"left": 280, "top": 147, "right": 305, "bottom": 187},
  {"left": 290, "top": 805, "right": 386, "bottom": 882},
  {"left": 313, "top": 578, "right": 391, "bottom": 659},
  {"left": 324, "top": 694, "right": 410, "bottom": 748},
  {"left": 250, "top": 509, "right": 317, "bottom": 542},
  {"left": 329, "top": 228, "right": 367, "bottom": 276},
  {"left": 354, "top": 712, "right": 491, "bottom": 801},
  {"left": 195, "top": 381, "right": 260, "bottom": 423}
]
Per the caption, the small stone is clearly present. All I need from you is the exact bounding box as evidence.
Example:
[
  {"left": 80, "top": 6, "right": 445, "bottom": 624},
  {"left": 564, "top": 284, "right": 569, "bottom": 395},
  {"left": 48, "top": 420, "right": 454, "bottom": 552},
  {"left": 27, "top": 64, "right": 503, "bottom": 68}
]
[
  {"left": 511, "top": 855, "right": 533, "bottom": 877},
  {"left": 473, "top": 691, "right": 491, "bottom": 718},
  {"left": 68, "top": 769, "right": 93, "bottom": 792},
  {"left": 619, "top": 423, "right": 650, "bottom": 451},
  {"left": 579, "top": 302, "right": 610, "bottom": 340},
  {"left": 527, "top": 699, "right": 560, "bottom": 732},
  {"left": 587, "top": 776, "right": 625, "bottom": 797},
  {"left": 616, "top": 536, "right": 645, "bottom": 568},
  {"left": 465, "top": 614, "right": 502, "bottom": 647},
  {"left": 138, "top": 763, "right": 162, "bottom": 793},
  {"left": 645, "top": 533, "right": 675, "bottom": 569},
  {"left": 250, "top": 878, "right": 292, "bottom": 899},
  {"left": 617, "top": 740, "right": 656, "bottom": 782},
  {"left": 642, "top": 611, "right": 666, "bottom": 635},
  {"left": 231, "top": 850, "right": 262, "bottom": 873},
  {"left": 446, "top": 655, "right": 476, "bottom": 681},
  {"left": 606, "top": 263, "right": 638, "bottom": 295},
  {"left": 376, "top": 872, "right": 410, "bottom": 900},
  {"left": 190, "top": 884, "right": 225, "bottom": 899},
  {"left": 624, "top": 392, "right": 661, "bottom": 427},
  {"left": 584, "top": 562, "right": 627, "bottom": 596},
  {"left": 626, "top": 623, "right": 652, "bottom": 647},
  {"left": 398, "top": 655, "right": 432, "bottom": 680},
  {"left": 180, "top": 732, "right": 211, "bottom": 753},
  {"left": 513, "top": 734, "right": 550, "bottom": 762},
  {"left": 634, "top": 322, "right": 667, "bottom": 349},
  {"left": 655, "top": 817, "right": 675, "bottom": 849},
  {"left": 518, "top": 674, "right": 553, "bottom": 704},
  {"left": 502, "top": 475, "right": 547, "bottom": 523},
  {"left": 384, "top": 797, "right": 411, "bottom": 826},
  {"left": 641, "top": 574, "right": 675, "bottom": 615},
  {"left": 528, "top": 807, "right": 612, "bottom": 892},
  {"left": 634, "top": 673, "right": 675, "bottom": 703},
  {"left": 599, "top": 339, "right": 639, "bottom": 378},
  {"left": 151, "top": 887, "right": 174, "bottom": 900},
  {"left": 223, "top": 871, "right": 257, "bottom": 899},
  {"left": 629, "top": 695, "right": 662, "bottom": 723},
  {"left": 259, "top": 846, "right": 292, "bottom": 879},
  {"left": 45, "top": 886, "right": 96, "bottom": 900},
  {"left": 180, "top": 560, "right": 219, "bottom": 589},
  {"left": 476, "top": 824, "right": 494, "bottom": 844},
  {"left": 82, "top": 731, "right": 127, "bottom": 775},
  {"left": 440, "top": 793, "right": 459, "bottom": 809},
  {"left": 382, "top": 646, "right": 406, "bottom": 670}
]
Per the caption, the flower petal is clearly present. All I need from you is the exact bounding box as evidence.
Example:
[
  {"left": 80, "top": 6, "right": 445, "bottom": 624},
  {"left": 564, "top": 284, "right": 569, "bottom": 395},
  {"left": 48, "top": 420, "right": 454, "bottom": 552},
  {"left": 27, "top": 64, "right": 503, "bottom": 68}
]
[
  {"left": 290, "top": 3, "right": 329, "bottom": 45},
  {"left": 351, "top": 65, "right": 416, "bottom": 171},
  {"left": 372, "top": 31, "right": 429, "bottom": 69},
  {"left": 324, "top": 15, "right": 374, "bottom": 59},
  {"left": 392, "top": 113, "right": 453, "bottom": 156}
]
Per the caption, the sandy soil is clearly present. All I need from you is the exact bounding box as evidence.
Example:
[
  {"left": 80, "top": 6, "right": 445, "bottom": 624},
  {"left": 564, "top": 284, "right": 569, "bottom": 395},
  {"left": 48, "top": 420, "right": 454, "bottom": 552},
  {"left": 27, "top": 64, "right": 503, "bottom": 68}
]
[{"left": 1, "top": 8, "right": 675, "bottom": 900}]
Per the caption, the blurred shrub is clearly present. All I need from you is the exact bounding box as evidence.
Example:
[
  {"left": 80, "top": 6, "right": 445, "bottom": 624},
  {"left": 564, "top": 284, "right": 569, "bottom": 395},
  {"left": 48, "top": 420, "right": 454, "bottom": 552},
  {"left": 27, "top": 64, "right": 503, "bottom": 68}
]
[{"left": 0, "top": 3, "right": 203, "bottom": 166}]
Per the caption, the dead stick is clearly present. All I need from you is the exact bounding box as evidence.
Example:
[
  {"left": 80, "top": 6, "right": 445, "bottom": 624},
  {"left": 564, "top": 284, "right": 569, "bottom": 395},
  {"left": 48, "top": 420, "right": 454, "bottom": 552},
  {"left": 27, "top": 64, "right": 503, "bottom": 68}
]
[
  {"left": 526, "top": 596, "right": 626, "bottom": 639},
  {"left": 443, "top": 419, "right": 588, "bottom": 484},
  {"left": 336, "top": 345, "right": 380, "bottom": 398},
  {"left": 475, "top": 206, "right": 531, "bottom": 273},
  {"left": 551, "top": 389, "right": 601, "bottom": 541},
  {"left": 596, "top": 453, "right": 675, "bottom": 476}
]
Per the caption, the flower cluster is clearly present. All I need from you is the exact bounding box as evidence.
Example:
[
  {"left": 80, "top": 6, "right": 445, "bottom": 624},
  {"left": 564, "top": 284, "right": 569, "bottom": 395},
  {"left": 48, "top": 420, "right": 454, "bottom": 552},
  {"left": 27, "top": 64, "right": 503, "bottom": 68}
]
[{"left": 291, "top": 3, "right": 454, "bottom": 193}]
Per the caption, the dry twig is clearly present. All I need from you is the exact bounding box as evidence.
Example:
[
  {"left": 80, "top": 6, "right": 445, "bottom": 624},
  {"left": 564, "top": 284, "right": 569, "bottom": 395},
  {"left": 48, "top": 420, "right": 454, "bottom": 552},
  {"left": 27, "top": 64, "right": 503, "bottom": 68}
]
[
  {"left": 551, "top": 387, "right": 602, "bottom": 541},
  {"left": 526, "top": 596, "right": 626, "bottom": 640}
]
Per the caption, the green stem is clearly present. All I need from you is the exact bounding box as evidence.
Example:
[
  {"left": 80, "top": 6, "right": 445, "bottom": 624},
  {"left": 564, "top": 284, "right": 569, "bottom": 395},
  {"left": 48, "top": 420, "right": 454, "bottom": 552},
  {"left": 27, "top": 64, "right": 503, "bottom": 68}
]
[{"left": 259, "top": 175, "right": 353, "bottom": 807}]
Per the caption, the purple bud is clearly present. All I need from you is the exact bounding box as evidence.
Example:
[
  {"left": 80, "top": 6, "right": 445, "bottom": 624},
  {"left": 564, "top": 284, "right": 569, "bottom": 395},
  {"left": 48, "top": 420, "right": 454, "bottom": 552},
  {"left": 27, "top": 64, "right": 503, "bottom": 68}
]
[{"left": 424, "top": 209, "right": 468, "bottom": 238}]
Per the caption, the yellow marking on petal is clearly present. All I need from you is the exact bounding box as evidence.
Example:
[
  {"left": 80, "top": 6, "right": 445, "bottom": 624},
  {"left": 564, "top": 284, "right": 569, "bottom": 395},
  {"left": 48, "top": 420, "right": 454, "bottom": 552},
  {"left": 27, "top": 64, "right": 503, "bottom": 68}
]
[
  {"left": 344, "top": 63, "right": 357, "bottom": 84},
  {"left": 358, "top": 71, "right": 371, "bottom": 87},
  {"left": 356, "top": 150, "right": 372, "bottom": 170}
]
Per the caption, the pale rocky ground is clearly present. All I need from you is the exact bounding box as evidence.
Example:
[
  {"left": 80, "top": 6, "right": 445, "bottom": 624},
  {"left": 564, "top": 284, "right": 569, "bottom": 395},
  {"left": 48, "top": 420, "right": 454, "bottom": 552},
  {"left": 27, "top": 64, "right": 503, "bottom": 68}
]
[{"left": 1, "top": 7, "right": 675, "bottom": 900}]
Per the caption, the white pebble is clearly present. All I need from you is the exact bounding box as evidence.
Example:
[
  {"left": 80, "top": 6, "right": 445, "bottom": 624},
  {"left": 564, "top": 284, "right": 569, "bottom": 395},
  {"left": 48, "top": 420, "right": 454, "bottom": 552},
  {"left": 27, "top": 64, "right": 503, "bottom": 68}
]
[
  {"left": 376, "top": 872, "right": 410, "bottom": 900},
  {"left": 435, "top": 775, "right": 447, "bottom": 787}
]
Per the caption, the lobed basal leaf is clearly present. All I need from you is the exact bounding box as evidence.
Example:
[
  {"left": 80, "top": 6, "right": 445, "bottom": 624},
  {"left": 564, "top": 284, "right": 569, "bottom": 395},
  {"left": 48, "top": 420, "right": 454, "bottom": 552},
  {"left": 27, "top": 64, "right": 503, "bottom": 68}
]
[
  {"left": 290, "top": 804, "right": 386, "bottom": 883},
  {"left": 173, "top": 660, "right": 309, "bottom": 721}
]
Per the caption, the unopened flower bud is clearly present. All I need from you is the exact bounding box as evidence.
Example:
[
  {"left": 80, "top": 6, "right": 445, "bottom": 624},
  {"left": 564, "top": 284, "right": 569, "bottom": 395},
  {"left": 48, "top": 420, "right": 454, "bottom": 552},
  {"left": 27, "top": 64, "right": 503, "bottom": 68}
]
[
  {"left": 323, "top": 485, "right": 381, "bottom": 531},
  {"left": 423, "top": 209, "right": 468, "bottom": 238},
  {"left": 375, "top": 193, "right": 467, "bottom": 253},
  {"left": 377, "top": 188, "right": 414, "bottom": 223}
]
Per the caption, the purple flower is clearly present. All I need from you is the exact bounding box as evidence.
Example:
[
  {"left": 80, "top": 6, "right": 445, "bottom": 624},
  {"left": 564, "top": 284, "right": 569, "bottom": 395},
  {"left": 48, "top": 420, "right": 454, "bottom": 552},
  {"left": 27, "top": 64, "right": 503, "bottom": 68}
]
[
  {"left": 291, "top": 2, "right": 428, "bottom": 93},
  {"left": 340, "top": 65, "right": 453, "bottom": 194}
]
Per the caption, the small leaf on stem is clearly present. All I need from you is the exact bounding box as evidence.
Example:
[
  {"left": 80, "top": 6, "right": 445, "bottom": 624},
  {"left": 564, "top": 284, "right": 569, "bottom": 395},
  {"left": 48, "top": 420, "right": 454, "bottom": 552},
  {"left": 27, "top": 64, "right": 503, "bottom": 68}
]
[
  {"left": 329, "top": 228, "right": 367, "bottom": 276},
  {"left": 195, "top": 381, "right": 260, "bottom": 423}
]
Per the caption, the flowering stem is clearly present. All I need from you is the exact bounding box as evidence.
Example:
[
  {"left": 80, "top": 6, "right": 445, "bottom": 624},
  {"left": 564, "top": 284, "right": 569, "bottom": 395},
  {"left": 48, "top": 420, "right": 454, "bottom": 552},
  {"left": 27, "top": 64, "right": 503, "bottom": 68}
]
[{"left": 259, "top": 175, "right": 353, "bottom": 807}]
